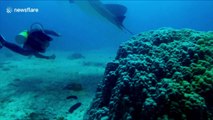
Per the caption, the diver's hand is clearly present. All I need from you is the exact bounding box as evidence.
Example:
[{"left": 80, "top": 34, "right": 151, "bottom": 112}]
[{"left": 48, "top": 54, "right": 56, "bottom": 59}]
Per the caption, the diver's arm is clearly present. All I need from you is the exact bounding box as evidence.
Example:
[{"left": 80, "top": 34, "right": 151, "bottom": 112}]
[
  {"left": 0, "top": 35, "right": 32, "bottom": 56},
  {"left": 44, "top": 29, "right": 61, "bottom": 37},
  {"left": 34, "top": 53, "right": 56, "bottom": 59}
]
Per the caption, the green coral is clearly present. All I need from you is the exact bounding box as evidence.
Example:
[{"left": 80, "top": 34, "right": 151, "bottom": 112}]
[{"left": 85, "top": 28, "right": 213, "bottom": 120}]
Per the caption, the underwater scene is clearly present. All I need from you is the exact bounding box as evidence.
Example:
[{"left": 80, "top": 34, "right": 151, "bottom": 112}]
[{"left": 0, "top": 0, "right": 213, "bottom": 120}]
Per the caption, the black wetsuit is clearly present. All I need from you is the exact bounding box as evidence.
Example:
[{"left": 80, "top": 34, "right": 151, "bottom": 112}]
[{"left": 0, "top": 29, "right": 60, "bottom": 59}]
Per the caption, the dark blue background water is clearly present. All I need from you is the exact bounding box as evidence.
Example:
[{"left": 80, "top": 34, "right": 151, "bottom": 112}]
[{"left": 0, "top": 0, "right": 213, "bottom": 52}]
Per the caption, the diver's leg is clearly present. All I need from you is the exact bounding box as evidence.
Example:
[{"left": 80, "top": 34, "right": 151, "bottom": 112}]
[{"left": 0, "top": 35, "right": 32, "bottom": 56}]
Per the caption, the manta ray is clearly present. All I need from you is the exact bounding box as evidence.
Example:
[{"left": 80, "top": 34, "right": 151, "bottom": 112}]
[{"left": 69, "top": 0, "right": 133, "bottom": 34}]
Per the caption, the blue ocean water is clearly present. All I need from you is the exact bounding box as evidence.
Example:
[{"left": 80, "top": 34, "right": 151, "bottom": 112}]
[{"left": 0, "top": 0, "right": 212, "bottom": 51}]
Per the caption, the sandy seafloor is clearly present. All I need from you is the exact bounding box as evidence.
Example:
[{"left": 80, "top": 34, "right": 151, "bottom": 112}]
[{"left": 0, "top": 49, "right": 115, "bottom": 120}]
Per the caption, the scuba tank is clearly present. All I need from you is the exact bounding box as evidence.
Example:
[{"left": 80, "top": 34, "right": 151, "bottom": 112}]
[
  {"left": 15, "top": 22, "right": 44, "bottom": 44},
  {"left": 27, "top": 23, "right": 52, "bottom": 53},
  {"left": 15, "top": 30, "right": 28, "bottom": 44}
]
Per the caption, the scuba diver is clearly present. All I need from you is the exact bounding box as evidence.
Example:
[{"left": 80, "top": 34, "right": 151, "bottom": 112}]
[{"left": 0, "top": 23, "right": 60, "bottom": 59}]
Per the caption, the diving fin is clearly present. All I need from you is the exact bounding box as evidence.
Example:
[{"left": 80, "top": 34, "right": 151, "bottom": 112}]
[
  {"left": 0, "top": 42, "right": 2, "bottom": 49},
  {"left": 0, "top": 35, "right": 6, "bottom": 49}
]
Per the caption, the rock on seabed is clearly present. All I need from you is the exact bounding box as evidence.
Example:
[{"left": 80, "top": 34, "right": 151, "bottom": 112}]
[{"left": 84, "top": 28, "right": 213, "bottom": 120}]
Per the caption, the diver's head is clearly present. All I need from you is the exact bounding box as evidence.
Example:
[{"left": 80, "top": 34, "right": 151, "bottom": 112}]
[{"left": 30, "top": 22, "right": 44, "bottom": 31}]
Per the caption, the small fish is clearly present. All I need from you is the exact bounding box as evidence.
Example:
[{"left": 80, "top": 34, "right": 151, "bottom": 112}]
[
  {"left": 68, "top": 102, "right": 82, "bottom": 113},
  {"left": 66, "top": 95, "right": 78, "bottom": 100}
]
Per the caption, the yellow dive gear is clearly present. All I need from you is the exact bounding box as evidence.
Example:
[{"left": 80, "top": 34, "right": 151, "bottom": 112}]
[{"left": 15, "top": 30, "right": 28, "bottom": 44}]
